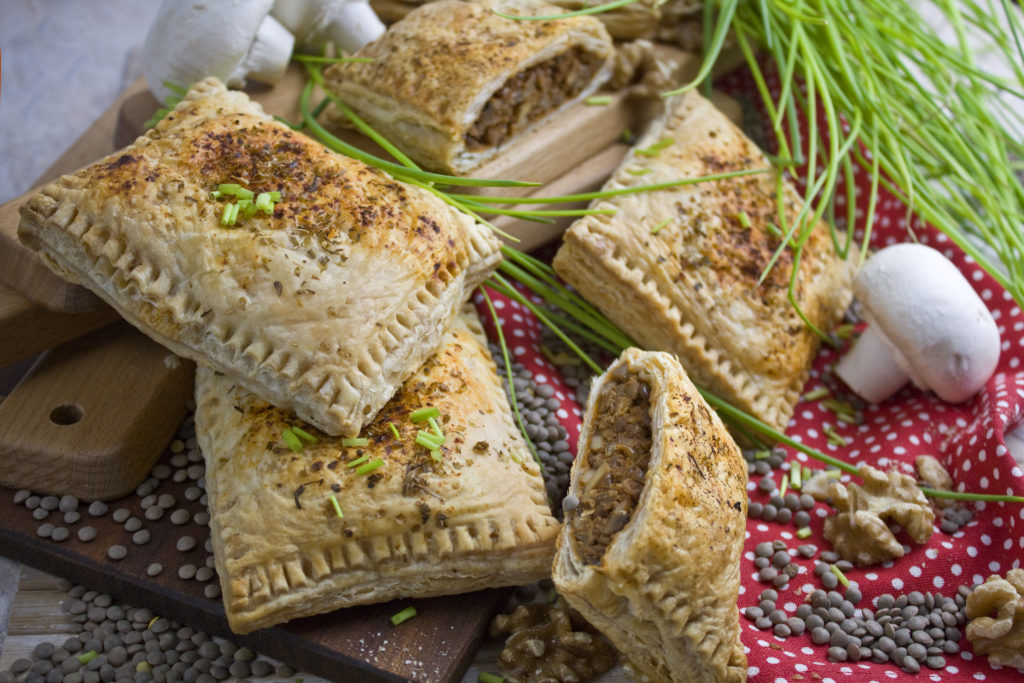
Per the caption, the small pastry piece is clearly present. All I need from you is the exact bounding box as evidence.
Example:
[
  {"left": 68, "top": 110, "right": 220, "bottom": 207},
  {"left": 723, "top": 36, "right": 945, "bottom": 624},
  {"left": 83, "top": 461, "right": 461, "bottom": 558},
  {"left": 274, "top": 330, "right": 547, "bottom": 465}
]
[
  {"left": 324, "top": 0, "right": 615, "bottom": 174},
  {"left": 552, "top": 350, "right": 745, "bottom": 679},
  {"left": 553, "top": 91, "right": 854, "bottom": 434},
  {"left": 196, "top": 309, "right": 560, "bottom": 634},
  {"left": 18, "top": 77, "right": 502, "bottom": 437},
  {"left": 553, "top": 348, "right": 748, "bottom": 682}
]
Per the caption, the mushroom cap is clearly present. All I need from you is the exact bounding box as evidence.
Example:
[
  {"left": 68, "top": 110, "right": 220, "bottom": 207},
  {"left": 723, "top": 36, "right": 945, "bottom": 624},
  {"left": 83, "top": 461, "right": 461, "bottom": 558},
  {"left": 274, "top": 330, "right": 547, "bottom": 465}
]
[
  {"left": 854, "top": 242, "right": 1000, "bottom": 403},
  {"left": 143, "top": 0, "right": 276, "bottom": 102}
]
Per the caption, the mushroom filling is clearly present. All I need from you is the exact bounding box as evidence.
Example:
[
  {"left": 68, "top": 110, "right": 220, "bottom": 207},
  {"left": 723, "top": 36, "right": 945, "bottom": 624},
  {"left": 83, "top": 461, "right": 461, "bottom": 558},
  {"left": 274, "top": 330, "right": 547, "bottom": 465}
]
[
  {"left": 464, "top": 47, "right": 605, "bottom": 151},
  {"left": 571, "top": 370, "right": 652, "bottom": 565}
]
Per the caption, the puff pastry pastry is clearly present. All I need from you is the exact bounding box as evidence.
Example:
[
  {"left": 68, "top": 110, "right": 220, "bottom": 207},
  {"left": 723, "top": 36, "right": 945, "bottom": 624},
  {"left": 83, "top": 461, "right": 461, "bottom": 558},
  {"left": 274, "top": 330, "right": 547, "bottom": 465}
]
[
  {"left": 552, "top": 348, "right": 748, "bottom": 682},
  {"left": 324, "top": 0, "right": 615, "bottom": 174},
  {"left": 196, "top": 309, "right": 560, "bottom": 634},
  {"left": 18, "top": 78, "right": 502, "bottom": 437},
  {"left": 553, "top": 91, "right": 855, "bottom": 434}
]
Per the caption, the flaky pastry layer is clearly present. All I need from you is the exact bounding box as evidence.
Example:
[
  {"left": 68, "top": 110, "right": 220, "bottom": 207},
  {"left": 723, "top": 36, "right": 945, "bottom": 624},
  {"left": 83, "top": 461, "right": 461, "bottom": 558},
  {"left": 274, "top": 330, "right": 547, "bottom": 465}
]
[
  {"left": 553, "top": 348, "right": 748, "bottom": 682},
  {"left": 553, "top": 91, "right": 854, "bottom": 434},
  {"left": 196, "top": 310, "right": 559, "bottom": 634},
  {"left": 18, "top": 78, "right": 502, "bottom": 437}
]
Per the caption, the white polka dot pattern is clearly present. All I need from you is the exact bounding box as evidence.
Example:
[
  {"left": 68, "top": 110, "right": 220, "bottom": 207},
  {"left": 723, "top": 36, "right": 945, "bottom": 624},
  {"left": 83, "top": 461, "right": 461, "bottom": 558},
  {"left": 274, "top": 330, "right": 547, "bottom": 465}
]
[{"left": 473, "top": 62, "right": 1024, "bottom": 680}]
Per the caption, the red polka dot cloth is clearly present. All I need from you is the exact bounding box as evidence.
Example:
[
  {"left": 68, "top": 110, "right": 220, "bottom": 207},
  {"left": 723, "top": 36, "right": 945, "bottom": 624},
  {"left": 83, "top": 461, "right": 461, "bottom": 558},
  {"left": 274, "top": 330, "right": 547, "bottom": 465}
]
[{"left": 474, "top": 62, "right": 1024, "bottom": 681}]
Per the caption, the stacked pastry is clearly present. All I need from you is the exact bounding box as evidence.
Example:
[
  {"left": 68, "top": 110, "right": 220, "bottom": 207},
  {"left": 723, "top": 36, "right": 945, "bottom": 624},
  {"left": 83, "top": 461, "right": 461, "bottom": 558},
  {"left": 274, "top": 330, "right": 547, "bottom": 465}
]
[{"left": 16, "top": 76, "right": 561, "bottom": 633}]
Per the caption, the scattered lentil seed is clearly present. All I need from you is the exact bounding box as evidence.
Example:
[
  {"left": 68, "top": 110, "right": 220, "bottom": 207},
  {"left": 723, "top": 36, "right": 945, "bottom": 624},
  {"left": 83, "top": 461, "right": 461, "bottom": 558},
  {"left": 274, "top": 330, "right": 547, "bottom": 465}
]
[
  {"left": 107, "top": 545, "right": 127, "bottom": 561},
  {"left": 176, "top": 536, "right": 197, "bottom": 552},
  {"left": 131, "top": 530, "right": 151, "bottom": 545},
  {"left": 77, "top": 526, "right": 97, "bottom": 542},
  {"left": 50, "top": 526, "right": 70, "bottom": 542}
]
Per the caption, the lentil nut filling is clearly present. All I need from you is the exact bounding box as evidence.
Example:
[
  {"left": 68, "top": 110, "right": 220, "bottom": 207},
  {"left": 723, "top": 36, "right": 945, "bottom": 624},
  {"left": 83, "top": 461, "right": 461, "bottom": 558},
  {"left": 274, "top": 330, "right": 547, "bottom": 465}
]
[
  {"left": 464, "top": 47, "right": 605, "bottom": 151},
  {"left": 571, "top": 365, "right": 653, "bottom": 565}
]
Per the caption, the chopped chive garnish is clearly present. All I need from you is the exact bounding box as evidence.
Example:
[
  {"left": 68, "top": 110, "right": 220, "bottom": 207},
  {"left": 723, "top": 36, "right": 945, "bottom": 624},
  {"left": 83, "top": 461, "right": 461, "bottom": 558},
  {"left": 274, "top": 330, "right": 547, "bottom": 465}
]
[
  {"left": 341, "top": 437, "right": 368, "bottom": 447},
  {"left": 826, "top": 469, "right": 843, "bottom": 479},
  {"left": 427, "top": 417, "right": 444, "bottom": 438},
  {"left": 282, "top": 428, "right": 303, "bottom": 452},
  {"left": 585, "top": 95, "right": 613, "bottom": 105},
  {"left": 234, "top": 187, "right": 253, "bottom": 200},
  {"left": 650, "top": 217, "right": 671, "bottom": 235},
  {"left": 418, "top": 430, "right": 445, "bottom": 445},
  {"left": 220, "top": 203, "right": 235, "bottom": 226},
  {"left": 737, "top": 210, "right": 751, "bottom": 229},
  {"left": 255, "top": 192, "right": 272, "bottom": 212},
  {"left": 415, "top": 432, "right": 442, "bottom": 450},
  {"left": 268, "top": 191, "right": 281, "bottom": 201},
  {"left": 329, "top": 493, "right": 344, "bottom": 519},
  {"left": 626, "top": 167, "right": 652, "bottom": 176},
  {"left": 409, "top": 407, "right": 440, "bottom": 422},
  {"left": 218, "top": 183, "right": 242, "bottom": 195},
  {"left": 346, "top": 454, "right": 370, "bottom": 468},
  {"left": 830, "top": 564, "right": 851, "bottom": 587},
  {"left": 801, "top": 387, "right": 829, "bottom": 402},
  {"left": 430, "top": 450, "right": 443, "bottom": 463},
  {"left": 78, "top": 650, "right": 98, "bottom": 665},
  {"left": 834, "top": 323, "right": 855, "bottom": 340},
  {"left": 478, "top": 674, "right": 505, "bottom": 683},
  {"left": 765, "top": 222, "right": 782, "bottom": 238},
  {"left": 754, "top": 449, "right": 771, "bottom": 460},
  {"left": 636, "top": 137, "right": 675, "bottom": 157},
  {"left": 390, "top": 606, "right": 417, "bottom": 626},
  {"left": 824, "top": 425, "right": 848, "bottom": 447},
  {"left": 237, "top": 198, "right": 257, "bottom": 218},
  {"left": 388, "top": 422, "right": 400, "bottom": 439},
  {"left": 790, "top": 463, "right": 801, "bottom": 489},
  {"left": 797, "top": 527, "right": 812, "bottom": 539},
  {"left": 356, "top": 458, "right": 384, "bottom": 475},
  {"left": 291, "top": 426, "right": 318, "bottom": 444},
  {"left": 210, "top": 190, "right": 222, "bottom": 199},
  {"left": 779, "top": 475, "right": 788, "bottom": 497}
]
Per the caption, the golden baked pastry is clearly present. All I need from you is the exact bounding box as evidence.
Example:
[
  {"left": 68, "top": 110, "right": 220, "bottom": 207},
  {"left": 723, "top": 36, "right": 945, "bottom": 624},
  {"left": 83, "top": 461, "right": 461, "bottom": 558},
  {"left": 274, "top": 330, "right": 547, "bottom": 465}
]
[
  {"left": 324, "top": 0, "right": 615, "bottom": 174},
  {"left": 196, "top": 309, "right": 560, "bottom": 634},
  {"left": 552, "top": 348, "right": 748, "bottom": 682},
  {"left": 18, "top": 78, "right": 502, "bottom": 437},
  {"left": 553, "top": 91, "right": 854, "bottom": 434}
]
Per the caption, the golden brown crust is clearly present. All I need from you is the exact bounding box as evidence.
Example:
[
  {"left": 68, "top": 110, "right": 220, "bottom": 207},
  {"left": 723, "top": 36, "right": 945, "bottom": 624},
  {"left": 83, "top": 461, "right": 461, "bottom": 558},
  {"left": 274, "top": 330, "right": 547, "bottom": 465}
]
[
  {"left": 553, "top": 348, "right": 748, "bottom": 682},
  {"left": 552, "top": 91, "right": 854, "bottom": 434},
  {"left": 324, "top": 0, "right": 615, "bottom": 173},
  {"left": 197, "top": 309, "right": 560, "bottom": 634},
  {"left": 17, "top": 78, "right": 502, "bottom": 437}
]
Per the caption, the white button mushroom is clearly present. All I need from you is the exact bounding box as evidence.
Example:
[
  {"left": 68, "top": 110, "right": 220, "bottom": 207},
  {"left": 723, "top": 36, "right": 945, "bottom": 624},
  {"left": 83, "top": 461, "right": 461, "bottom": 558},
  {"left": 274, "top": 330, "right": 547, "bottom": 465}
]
[
  {"left": 834, "top": 243, "right": 1000, "bottom": 404},
  {"left": 272, "top": 0, "right": 385, "bottom": 54},
  {"left": 143, "top": 0, "right": 296, "bottom": 104}
]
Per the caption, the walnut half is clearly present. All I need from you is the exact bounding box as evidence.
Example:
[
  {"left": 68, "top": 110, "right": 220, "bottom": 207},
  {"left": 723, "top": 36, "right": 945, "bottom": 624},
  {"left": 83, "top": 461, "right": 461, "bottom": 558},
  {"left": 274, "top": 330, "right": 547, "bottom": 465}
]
[
  {"left": 822, "top": 464, "right": 935, "bottom": 566},
  {"left": 966, "top": 569, "right": 1024, "bottom": 669},
  {"left": 490, "top": 597, "right": 618, "bottom": 683}
]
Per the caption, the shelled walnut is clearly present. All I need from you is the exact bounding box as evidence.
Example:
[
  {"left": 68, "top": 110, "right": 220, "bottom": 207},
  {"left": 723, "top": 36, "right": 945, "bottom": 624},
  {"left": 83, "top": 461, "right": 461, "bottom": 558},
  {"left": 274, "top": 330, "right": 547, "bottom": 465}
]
[
  {"left": 915, "top": 454, "right": 956, "bottom": 508},
  {"left": 490, "top": 597, "right": 618, "bottom": 683},
  {"left": 823, "top": 464, "right": 935, "bottom": 566},
  {"left": 966, "top": 569, "right": 1024, "bottom": 669}
]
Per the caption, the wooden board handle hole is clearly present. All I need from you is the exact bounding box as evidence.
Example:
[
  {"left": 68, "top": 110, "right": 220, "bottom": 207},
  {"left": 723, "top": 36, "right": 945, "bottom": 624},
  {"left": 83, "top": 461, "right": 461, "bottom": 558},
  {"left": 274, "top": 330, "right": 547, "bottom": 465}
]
[{"left": 49, "top": 403, "right": 84, "bottom": 425}]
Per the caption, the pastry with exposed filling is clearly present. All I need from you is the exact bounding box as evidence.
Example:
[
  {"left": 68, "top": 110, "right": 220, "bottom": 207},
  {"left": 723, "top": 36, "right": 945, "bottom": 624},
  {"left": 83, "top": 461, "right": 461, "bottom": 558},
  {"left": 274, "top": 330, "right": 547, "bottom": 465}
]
[
  {"left": 196, "top": 309, "right": 560, "bottom": 634},
  {"left": 18, "top": 78, "right": 502, "bottom": 437},
  {"left": 553, "top": 91, "right": 855, "bottom": 435},
  {"left": 553, "top": 348, "right": 748, "bottom": 682},
  {"left": 324, "top": 0, "right": 615, "bottom": 174}
]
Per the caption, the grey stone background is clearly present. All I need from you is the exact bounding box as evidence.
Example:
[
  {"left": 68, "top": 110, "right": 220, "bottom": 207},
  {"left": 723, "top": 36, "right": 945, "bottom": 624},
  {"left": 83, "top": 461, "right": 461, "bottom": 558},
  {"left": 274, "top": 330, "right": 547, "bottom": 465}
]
[{"left": 1, "top": 1, "right": 161, "bottom": 204}]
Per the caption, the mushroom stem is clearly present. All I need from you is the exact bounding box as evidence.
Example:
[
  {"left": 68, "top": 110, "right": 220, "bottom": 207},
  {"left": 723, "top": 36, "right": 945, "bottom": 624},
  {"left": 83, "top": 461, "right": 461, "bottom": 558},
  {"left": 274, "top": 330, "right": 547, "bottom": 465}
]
[
  {"left": 272, "top": 0, "right": 385, "bottom": 54},
  {"left": 231, "top": 14, "right": 295, "bottom": 86},
  {"left": 834, "top": 325, "right": 911, "bottom": 404}
]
